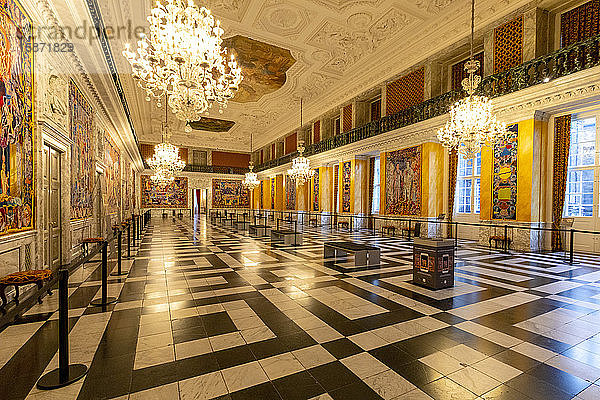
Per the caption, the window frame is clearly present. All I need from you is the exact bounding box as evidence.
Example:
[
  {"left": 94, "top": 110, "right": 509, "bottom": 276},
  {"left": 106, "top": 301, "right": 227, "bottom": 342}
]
[
  {"left": 563, "top": 114, "right": 599, "bottom": 218},
  {"left": 455, "top": 152, "right": 481, "bottom": 215}
]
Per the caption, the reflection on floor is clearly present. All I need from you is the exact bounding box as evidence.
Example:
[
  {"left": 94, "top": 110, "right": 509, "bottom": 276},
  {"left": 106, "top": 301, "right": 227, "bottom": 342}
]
[{"left": 2, "top": 216, "right": 600, "bottom": 400}]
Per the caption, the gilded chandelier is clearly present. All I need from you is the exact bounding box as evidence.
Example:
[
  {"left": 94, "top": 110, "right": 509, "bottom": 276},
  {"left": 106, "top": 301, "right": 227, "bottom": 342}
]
[
  {"left": 242, "top": 162, "right": 260, "bottom": 189},
  {"left": 243, "top": 132, "right": 260, "bottom": 189},
  {"left": 287, "top": 99, "right": 314, "bottom": 186},
  {"left": 437, "top": 0, "right": 506, "bottom": 158},
  {"left": 148, "top": 98, "right": 186, "bottom": 182},
  {"left": 123, "top": 0, "right": 243, "bottom": 131},
  {"left": 287, "top": 142, "right": 314, "bottom": 186}
]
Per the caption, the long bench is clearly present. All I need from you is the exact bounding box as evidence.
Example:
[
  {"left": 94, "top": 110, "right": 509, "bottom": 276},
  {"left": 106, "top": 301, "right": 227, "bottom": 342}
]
[
  {"left": 324, "top": 241, "right": 380, "bottom": 268},
  {"left": 234, "top": 220, "right": 250, "bottom": 231},
  {"left": 249, "top": 224, "right": 271, "bottom": 237},
  {"left": 271, "top": 229, "right": 303, "bottom": 246}
]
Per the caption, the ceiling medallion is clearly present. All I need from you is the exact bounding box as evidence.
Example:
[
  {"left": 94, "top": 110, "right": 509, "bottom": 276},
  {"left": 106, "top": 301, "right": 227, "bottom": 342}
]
[
  {"left": 287, "top": 99, "right": 314, "bottom": 186},
  {"left": 243, "top": 131, "right": 260, "bottom": 190},
  {"left": 437, "top": 0, "right": 506, "bottom": 158},
  {"left": 123, "top": 0, "right": 243, "bottom": 132}
]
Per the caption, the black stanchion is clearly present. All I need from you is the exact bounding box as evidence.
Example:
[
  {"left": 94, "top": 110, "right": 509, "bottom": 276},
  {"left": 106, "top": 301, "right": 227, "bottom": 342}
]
[
  {"left": 127, "top": 223, "right": 131, "bottom": 259},
  {"left": 36, "top": 268, "right": 88, "bottom": 389},
  {"left": 111, "top": 229, "right": 128, "bottom": 276},
  {"left": 454, "top": 222, "right": 458, "bottom": 249},
  {"left": 503, "top": 225, "right": 509, "bottom": 254},
  {"left": 90, "top": 241, "right": 117, "bottom": 307},
  {"left": 132, "top": 215, "right": 136, "bottom": 248},
  {"left": 566, "top": 229, "right": 579, "bottom": 265}
]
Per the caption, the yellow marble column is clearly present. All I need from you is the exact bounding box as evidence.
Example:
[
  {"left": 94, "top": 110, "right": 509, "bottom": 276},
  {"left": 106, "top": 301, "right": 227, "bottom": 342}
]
[
  {"left": 296, "top": 181, "right": 309, "bottom": 211},
  {"left": 275, "top": 175, "right": 284, "bottom": 210},
  {"left": 263, "top": 179, "right": 272, "bottom": 210},
  {"left": 421, "top": 143, "right": 444, "bottom": 218},
  {"left": 321, "top": 166, "right": 333, "bottom": 212},
  {"left": 352, "top": 158, "right": 369, "bottom": 215}
]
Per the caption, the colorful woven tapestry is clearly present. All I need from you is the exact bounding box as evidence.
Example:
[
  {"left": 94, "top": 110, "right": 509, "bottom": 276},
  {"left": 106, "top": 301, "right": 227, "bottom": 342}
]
[
  {"left": 342, "top": 161, "right": 351, "bottom": 212},
  {"left": 492, "top": 124, "right": 518, "bottom": 220},
  {"left": 141, "top": 176, "right": 188, "bottom": 208},
  {"left": 385, "top": 146, "right": 421, "bottom": 215},
  {"left": 0, "top": 0, "right": 34, "bottom": 235},
  {"left": 69, "top": 81, "right": 95, "bottom": 220},
  {"left": 212, "top": 179, "right": 249, "bottom": 209},
  {"left": 271, "top": 178, "right": 275, "bottom": 209},
  {"left": 104, "top": 133, "right": 121, "bottom": 215},
  {"left": 313, "top": 169, "right": 319, "bottom": 211},
  {"left": 285, "top": 175, "right": 296, "bottom": 210}
]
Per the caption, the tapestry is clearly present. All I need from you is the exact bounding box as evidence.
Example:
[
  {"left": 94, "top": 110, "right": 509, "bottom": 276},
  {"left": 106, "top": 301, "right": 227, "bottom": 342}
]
[
  {"left": 385, "top": 67, "right": 425, "bottom": 115},
  {"left": 141, "top": 175, "right": 188, "bottom": 208},
  {"left": 104, "top": 133, "right": 120, "bottom": 215},
  {"left": 313, "top": 169, "right": 319, "bottom": 211},
  {"left": 271, "top": 178, "right": 275, "bottom": 209},
  {"left": 342, "top": 161, "right": 351, "bottom": 212},
  {"left": 385, "top": 146, "right": 421, "bottom": 215},
  {"left": 259, "top": 181, "right": 264, "bottom": 209},
  {"left": 0, "top": 0, "right": 34, "bottom": 236},
  {"left": 212, "top": 179, "right": 249, "bottom": 209},
  {"left": 285, "top": 175, "right": 295, "bottom": 210},
  {"left": 493, "top": 124, "right": 518, "bottom": 220},
  {"left": 132, "top": 170, "right": 136, "bottom": 210},
  {"left": 333, "top": 165, "right": 339, "bottom": 211},
  {"left": 69, "top": 81, "right": 94, "bottom": 220},
  {"left": 122, "top": 159, "right": 131, "bottom": 215}
]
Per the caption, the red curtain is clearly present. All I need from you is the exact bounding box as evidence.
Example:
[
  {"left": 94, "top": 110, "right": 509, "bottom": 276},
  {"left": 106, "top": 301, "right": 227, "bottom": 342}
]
[{"left": 551, "top": 115, "right": 572, "bottom": 251}]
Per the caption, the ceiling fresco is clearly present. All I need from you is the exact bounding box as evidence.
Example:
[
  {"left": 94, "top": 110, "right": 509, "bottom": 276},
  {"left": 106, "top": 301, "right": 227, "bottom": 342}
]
[
  {"left": 189, "top": 117, "right": 236, "bottom": 132},
  {"left": 223, "top": 35, "right": 296, "bottom": 103}
]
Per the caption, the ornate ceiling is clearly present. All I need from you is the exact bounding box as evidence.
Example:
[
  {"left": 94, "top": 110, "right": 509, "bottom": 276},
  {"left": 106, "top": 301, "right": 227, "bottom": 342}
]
[{"left": 100, "top": 0, "right": 532, "bottom": 152}]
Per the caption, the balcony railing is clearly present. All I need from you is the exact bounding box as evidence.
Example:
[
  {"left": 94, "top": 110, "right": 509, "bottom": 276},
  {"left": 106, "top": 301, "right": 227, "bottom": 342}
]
[
  {"left": 184, "top": 164, "right": 247, "bottom": 175},
  {"left": 255, "top": 33, "right": 600, "bottom": 172}
]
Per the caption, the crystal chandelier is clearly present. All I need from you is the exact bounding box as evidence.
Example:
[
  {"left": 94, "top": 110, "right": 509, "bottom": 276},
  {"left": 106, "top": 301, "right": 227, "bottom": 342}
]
[
  {"left": 123, "top": 0, "right": 243, "bottom": 132},
  {"left": 287, "top": 99, "right": 314, "bottom": 185},
  {"left": 437, "top": 0, "right": 506, "bottom": 158},
  {"left": 243, "top": 132, "right": 260, "bottom": 189},
  {"left": 147, "top": 99, "right": 186, "bottom": 178},
  {"left": 287, "top": 142, "right": 314, "bottom": 185}
]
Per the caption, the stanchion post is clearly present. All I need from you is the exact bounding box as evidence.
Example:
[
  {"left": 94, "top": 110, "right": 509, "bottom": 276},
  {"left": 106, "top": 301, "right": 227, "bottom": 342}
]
[
  {"left": 408, "top": 220, "right": 412, "bottom": 240},
  {"left": 503, "top": 225, "right": 509, "bottom": 254},
  {"left": 127, "top": 223, "right": 131, "bottom": 259},
  {"left": 91, "top": 241, "right": 117, "bottom": 307},
  {"left": 132, "top": 215, "right": 136, "bottom": 248},
  {"left": 36, "top": 268, "right": 88, "bottom": 389},
  {"left": 111, "top": 229, "right": 127, "bottom": 276},
  {"left": 569, "top": 229, "right": 574, "bottom": 265},
  {"left": 454, "top": 222, "right": 458, "bottom": 249}
]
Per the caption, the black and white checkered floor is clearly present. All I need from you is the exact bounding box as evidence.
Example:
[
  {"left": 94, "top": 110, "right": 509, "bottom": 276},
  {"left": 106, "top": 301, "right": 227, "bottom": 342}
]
[{"left": 2, "top": 216, "right": 600, "bottom": 400}]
